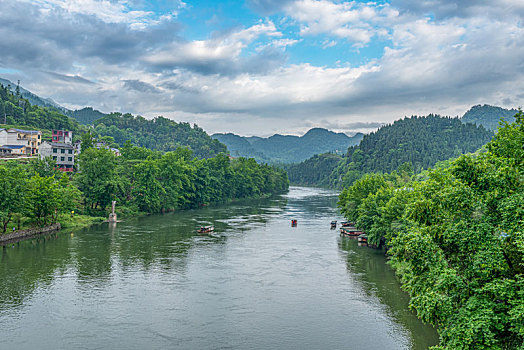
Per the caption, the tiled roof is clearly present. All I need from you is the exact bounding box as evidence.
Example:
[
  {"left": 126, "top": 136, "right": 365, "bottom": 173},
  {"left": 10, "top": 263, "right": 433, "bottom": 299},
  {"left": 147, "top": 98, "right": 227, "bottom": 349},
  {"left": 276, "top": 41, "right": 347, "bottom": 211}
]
[
  {"left": 0, "top": 145, "right": 25, "bottom": 149},
  {"left": 8, "top": 128, "right": 41, "bottom": 134}
]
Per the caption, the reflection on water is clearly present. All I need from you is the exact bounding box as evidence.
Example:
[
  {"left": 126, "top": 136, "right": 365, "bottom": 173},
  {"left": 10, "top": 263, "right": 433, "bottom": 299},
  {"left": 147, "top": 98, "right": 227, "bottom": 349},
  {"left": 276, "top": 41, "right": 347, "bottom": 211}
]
[{"left": 0, "top": 187, "right": 438, "bottom": 349}]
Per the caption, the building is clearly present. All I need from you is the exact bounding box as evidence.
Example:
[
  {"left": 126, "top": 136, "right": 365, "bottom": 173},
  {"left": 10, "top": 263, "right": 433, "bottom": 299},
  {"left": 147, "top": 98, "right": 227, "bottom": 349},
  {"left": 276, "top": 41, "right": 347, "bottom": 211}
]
[
  {"left": 39, "top": 142, "right": 75, "bottom": 172},
  {"left": 0, "top": 145, "right": 29, "bottom": 156},
  {"left": 52, "top": 130, "right": 72, "bottom": 144},
  {"left": 0, "top": 128, "right": 42, "bottom": 155}
]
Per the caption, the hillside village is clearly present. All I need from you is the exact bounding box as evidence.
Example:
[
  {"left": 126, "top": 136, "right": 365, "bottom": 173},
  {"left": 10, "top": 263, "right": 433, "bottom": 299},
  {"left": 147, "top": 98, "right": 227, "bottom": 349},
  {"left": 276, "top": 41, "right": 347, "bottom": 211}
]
[{"left": 0, "top": 127, "right": 119, "bottom": 171}]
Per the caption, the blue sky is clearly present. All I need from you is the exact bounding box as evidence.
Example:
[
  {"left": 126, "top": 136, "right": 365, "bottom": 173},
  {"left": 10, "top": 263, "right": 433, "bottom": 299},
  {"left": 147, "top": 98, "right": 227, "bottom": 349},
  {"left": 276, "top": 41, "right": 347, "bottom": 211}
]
[{"left": 0, "top": 0, "right": 522, "bottom": 136}]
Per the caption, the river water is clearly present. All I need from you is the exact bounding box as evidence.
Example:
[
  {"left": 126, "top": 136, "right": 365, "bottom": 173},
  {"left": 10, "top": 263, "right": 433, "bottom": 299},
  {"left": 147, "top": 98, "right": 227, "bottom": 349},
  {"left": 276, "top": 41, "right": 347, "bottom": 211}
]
[{"left": 0, "top": 187, "right": 438, "bottom": 349}]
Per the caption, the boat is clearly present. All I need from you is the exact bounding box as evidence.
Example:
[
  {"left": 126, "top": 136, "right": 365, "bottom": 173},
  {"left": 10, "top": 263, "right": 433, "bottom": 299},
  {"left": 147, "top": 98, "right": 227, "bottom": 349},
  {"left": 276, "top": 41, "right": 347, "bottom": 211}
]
[
  {"left": 340, "top": 221, "right": 355, "bottom": 227},
  {"left": 198, "top": 225, "right": 214, "bottom": 233},
  {"left": 291, "top": 219, "right": 297, "bottom": 227},
  {"left": 340, "top": 227, "right": 365, "bottom": 237},
  {"left": 357, "top": 234, "right": 368, "bottom": 243},
  {"left": 330, "top": 221, "right": 337, "bottom": 228}
]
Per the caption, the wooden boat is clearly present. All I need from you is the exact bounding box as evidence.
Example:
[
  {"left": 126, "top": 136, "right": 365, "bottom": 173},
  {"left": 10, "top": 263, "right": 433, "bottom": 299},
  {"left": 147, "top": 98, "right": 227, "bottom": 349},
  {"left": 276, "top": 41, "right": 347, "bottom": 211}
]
[
  {"left": 340, "top": 221, "right": 355, "bottom": 227},
  {"left": 357, "top": 234, "right": 368, "bottom": 243},
  {"left": 340, "top": 227, "right": 365, "bottom": 237},
  {"left": 198, "top": 225, "right": 214, "bottom": 233}
]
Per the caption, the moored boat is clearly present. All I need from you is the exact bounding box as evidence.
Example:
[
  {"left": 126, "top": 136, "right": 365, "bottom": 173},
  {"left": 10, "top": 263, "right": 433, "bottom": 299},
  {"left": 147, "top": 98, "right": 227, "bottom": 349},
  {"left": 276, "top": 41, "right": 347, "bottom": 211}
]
[
  {"left": 340, "top": 221, "right": 356, "bottom": 227},
  {"left": 330, "top": 220, "right": 337, "bottom": 228},
  {"left": 198, "top": 225, "right": 214, "bottom": 233},
  {"left": 340, "top": 227, "right": 365, "bottom": 237}
]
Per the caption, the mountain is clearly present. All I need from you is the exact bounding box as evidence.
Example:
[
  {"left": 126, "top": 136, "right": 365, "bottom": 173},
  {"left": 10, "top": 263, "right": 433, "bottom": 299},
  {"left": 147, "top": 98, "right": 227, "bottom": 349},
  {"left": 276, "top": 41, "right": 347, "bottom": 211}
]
[
  {"left": 93, "top": 113, "right": 227, "bottom": 159},
  {"left": 0, "top": 78, "right": 68, "bottom": 112},
  {"left": 461, "top": 104, "right": 518, "bottom": 131},
  {"left": 0, "top": 78, "right": 107, "bottom": 125},
  {"left": 69, "top": 107, "right": 107, "bottom": 125},
  {"left": 213, "top": 128, "right": 363, "bottom": 164},
  {"left": 211, "top": 133, "right": 271, "bottom": 163},
  {"left": 288, "top": 114, "right": 494, "bottom": 188},
  {"left": 0, "top": 83, "right": 82, "bottom": 133}
]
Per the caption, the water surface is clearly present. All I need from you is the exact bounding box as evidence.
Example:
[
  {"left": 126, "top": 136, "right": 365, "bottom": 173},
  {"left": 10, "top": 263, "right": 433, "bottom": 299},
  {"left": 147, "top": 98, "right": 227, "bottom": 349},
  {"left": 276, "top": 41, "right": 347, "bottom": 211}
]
[{"left": 0, "top": 186, "right": 438, "bottom": 349}]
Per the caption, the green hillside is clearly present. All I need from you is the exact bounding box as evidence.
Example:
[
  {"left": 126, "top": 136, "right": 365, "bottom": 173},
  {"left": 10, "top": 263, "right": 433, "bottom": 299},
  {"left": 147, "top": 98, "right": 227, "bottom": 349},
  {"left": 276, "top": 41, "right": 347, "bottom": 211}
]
[
  {"left": 68, "top": 107, "right": 107, "bottom": 125},
  {"left": 462, "top": 104, "right": 518, "bottom": 131},
  {"left": 93, "top": 113, "right": 227, "bottom": 159},
  {"left": 0, "top": 83, "right": 82, "bottom": 133},
  {"left": 288, "top": 114, "right": 494, "bottom": 188}
]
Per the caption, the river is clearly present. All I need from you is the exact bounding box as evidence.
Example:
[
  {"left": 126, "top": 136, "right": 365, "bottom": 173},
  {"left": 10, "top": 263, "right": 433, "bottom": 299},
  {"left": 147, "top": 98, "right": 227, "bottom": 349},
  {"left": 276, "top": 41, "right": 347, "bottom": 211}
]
[{"left": 0, "top": 186, "right": 438, "bottom": 349}]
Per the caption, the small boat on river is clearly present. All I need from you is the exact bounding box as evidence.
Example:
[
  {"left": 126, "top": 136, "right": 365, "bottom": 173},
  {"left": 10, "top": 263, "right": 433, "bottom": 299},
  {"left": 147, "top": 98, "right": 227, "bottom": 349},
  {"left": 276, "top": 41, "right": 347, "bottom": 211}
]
[
  {"left": 291, "top": 219, "right": 297, "bottom": 227},
  {"left": 198, "top": 225, "right": 214, "bottom": 234},
  {"left": 330, "top": 221, "right": 337, "bottom": 229},
  {"left": 357, "top": 234, "right": 368, "bottom": 243},
  {"left": 340, "top": 221, "right": 355, "bottom": 227},
  {"left": 340, "top": 227, "right": 365, "bottom": 237}
]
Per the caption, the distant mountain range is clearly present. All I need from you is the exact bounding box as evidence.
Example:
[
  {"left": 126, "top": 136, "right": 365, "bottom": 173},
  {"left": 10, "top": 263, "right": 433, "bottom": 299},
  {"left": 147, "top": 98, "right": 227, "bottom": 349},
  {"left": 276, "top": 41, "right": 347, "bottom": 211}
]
[{"left": 213, "top": 128, "right": 364, "bottom": 164}]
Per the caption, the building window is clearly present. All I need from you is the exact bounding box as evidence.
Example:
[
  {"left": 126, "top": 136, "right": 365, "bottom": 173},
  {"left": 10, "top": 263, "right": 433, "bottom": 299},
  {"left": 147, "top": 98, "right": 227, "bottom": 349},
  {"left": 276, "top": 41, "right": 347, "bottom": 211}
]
[
  {"left": 53, "top": 148, "right": 57, "bottom": 153},
  {"left": 68, "top": 157, "right": 72, "bottom": 161},
  {"left": 61, "top": 149, "right": 65, "bottom": 153},
  {"left": 38, "top": 135, "right": 41, "bottom": 139},
  {"left": 68, "top": 149, "right": 72, "bottom": 154},
  {"left": 53, "top": 156, "right": 57, "bottom": 160},
  {"left": 61, "top": 157, "right": 65, "bottom": 161}
]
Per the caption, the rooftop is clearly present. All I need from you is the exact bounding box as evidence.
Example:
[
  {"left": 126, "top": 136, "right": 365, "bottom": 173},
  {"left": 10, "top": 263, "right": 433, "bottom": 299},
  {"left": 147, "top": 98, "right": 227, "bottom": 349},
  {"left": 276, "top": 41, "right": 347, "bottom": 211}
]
[
  {"left": 0, "top": 145, "right": 26, "bottom": 149},
  {"left": 44, "top": 142, "right": 74, "bottom": 149},
  {"left": 8, "top": 128, "right": 41, "bottom": 134}
]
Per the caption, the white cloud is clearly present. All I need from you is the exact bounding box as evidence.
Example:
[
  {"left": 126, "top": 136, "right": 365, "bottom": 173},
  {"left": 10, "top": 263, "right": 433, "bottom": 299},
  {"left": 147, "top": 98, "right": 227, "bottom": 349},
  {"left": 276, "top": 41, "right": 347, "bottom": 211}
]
[{"left": 283, "top": 0, "right": 399, "bottom": 45}]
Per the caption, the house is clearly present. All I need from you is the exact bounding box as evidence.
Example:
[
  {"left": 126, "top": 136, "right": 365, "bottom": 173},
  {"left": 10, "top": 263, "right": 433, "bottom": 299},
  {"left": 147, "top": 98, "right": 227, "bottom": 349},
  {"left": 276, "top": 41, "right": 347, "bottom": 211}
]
[
  {"left": 0, "top": 128, "right": 42, "bottom": 155},
  {"left": 0, "top": 145, "right": 29, "bottom": 155},
  {"left": 39, "top": 142, "right": 75, "bottom": 172},
  {"left": 52, "top": 130, "right": 72, "bottom": 144}
]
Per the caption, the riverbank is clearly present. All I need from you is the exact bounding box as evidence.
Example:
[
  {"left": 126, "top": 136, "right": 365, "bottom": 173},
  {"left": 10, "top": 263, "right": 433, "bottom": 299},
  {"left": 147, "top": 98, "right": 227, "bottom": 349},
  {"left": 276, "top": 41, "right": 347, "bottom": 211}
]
[
  {"left": 0, "top": 223, "right": 61, "bottom": 245},
  {"left": 0, "top": 214, "right": 106, "bottom": 245}
]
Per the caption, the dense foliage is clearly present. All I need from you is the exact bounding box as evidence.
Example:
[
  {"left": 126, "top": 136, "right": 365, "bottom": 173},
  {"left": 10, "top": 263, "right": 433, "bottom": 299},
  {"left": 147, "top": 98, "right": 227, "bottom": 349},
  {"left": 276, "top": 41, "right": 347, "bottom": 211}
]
[
  {"left": 289, "top": 115, "right": 493, "bottom": 189},
  {"left": 0, "top": 144, "right": 288, "bottom": 231},
  {"left": 0, "top": 83, "right": 81, "bottom": 132},
  {"left": 286, "top": 153, "right": 343, "bottom": 186},
  {"left": 93, "top": 113, "right": 227, "bottom": 159},
  {"left": 462, "top": 104, "right": 518, "bottom": 131},
  {"left": 338, "top": 112, "right": 524, "bottom": 349},
  {"left": 213, "top": 128, "right": 363, "bottom": 164}
]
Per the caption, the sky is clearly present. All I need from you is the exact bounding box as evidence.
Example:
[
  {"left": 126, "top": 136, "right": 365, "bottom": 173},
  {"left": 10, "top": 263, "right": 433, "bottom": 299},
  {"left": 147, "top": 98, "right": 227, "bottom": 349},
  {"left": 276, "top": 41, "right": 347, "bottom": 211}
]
[{"left": 0, "top": 0, "right": 522, "bottom": 136}]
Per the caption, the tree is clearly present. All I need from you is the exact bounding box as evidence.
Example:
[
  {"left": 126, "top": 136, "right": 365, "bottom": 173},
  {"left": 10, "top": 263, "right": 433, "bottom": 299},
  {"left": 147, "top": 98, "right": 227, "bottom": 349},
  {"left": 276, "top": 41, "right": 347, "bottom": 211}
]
[{"left": 0, "top": 165, "right": 27, "bottom": 233}]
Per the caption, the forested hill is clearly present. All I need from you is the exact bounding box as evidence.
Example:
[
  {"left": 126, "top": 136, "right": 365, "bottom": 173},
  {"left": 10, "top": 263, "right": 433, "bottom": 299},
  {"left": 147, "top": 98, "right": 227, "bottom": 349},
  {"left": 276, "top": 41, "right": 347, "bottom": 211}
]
[
  {"left": 0, "top": 83, "right": 81, "bottom": 132},
  {"left": 213, "top": 128, "right": 363, "bottom": 164},
  {"left": 68, "top": 107, "right": 107, "bottom": 125},
  {"left": 0, "top": 78, "right": 67, "bottom": 112},
  {"left": 288, "top": 114, "right": 494, "bottom": 188},
  {"left": 93, "top": 113, "right": 227, "bottom": 158},
  {"left": 461, "top": 104, "right": 518, "bottom": 131},
  {"left": 347, "top": 115, "right": 492, "bottom": 174}
]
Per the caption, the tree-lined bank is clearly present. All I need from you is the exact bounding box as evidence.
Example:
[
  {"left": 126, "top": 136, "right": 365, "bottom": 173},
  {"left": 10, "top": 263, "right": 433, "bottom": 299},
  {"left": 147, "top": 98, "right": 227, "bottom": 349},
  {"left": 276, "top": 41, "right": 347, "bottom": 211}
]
[{"left": 338, "top": 111, "right": 524, "bottom": 349}]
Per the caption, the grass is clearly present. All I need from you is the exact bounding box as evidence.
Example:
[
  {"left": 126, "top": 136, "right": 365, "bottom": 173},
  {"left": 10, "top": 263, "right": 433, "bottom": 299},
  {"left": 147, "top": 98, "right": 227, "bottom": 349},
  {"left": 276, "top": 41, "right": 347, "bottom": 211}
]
[{"left": 58, "top": 213, "right": 105, "bottom": 230}]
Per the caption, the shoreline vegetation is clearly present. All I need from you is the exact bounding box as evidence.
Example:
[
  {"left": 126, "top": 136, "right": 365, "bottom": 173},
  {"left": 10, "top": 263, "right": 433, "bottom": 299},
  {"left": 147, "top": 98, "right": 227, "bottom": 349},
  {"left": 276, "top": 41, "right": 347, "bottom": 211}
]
[
  {"left": 0, "top": 139, "right": 289, "bottom": 242},
  {"left": 338, "top": 111, "right": 524, "bottom": 349}
]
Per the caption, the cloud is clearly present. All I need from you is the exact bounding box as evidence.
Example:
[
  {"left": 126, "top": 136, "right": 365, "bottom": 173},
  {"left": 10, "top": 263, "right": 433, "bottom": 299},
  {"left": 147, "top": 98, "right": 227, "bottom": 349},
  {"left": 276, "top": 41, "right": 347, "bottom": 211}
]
[
  {"left": 1, "top": 0, "right": 523, "bottom": 137},
  {"left": 141, "top": 21, "right": 286, "bottom": 75},
  {"left": 123, "top": 79, "right": 160, "bottom": 93},
  {"left": 282, "top": 0, "right": 400, "bottom": 46}
]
